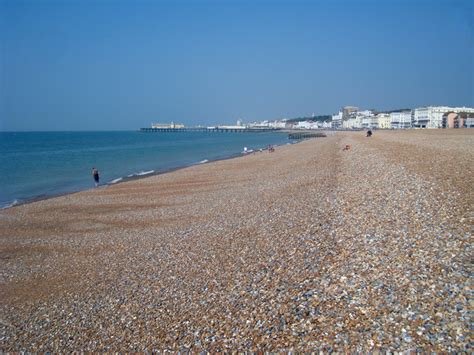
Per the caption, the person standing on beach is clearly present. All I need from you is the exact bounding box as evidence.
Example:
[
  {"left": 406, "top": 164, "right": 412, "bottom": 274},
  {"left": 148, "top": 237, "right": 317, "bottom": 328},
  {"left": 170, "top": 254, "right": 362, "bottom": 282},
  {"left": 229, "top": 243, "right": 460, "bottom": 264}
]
[{"left": 92, "top": 167, "right": 100, "bottom": 187}]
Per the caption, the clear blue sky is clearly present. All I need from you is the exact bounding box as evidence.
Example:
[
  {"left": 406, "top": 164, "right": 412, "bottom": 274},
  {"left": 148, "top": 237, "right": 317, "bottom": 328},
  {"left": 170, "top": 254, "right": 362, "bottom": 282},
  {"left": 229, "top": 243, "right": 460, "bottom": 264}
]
[{"left": 1, "top": 0, "right": 473, "bottom": 131}]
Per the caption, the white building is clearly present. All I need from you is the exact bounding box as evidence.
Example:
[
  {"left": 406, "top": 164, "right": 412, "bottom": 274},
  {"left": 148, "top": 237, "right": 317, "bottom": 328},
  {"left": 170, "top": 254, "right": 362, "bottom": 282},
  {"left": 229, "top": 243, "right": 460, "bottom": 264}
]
[
  {"left": 342, "top": 118, "right": 353, "bottom": 129},
  {"left": 152, "top": 122, "right": 184, "bottom": 129},
  {"left": 332, "top": 112, "right": 343, "bottom": 128},
  {"left": 413, "top": 106, "right": 474, "bottom": 128},
  {"left": 466, "top": 117, "right": 474, "bottom": 128},
  {"left": 413, "top": 107, "right": 444, "bottom": 128},
  {"left": 368, "top": 115, "right": 379, "bottom": 129},
  {"left": 295, "top": 121, "right": 319, "bottom": 129},
  {"left": 249, "top": 120, "right": 270, "bottom": 128},
  {"left": 268, "top": 120, "right": 287, "bottom": 128},
  {"left": 217, "top": 125, "right": 246, "bottom": 130},
  {"left": 377, "top": 113, "right": 391, "bottom": 129},
  {"left": 359, "top": 111, "right": 376, "bottom": 129},
  {"left": 340, "top": 109, "right": 373, "bottom": 129},
  {"left": 358, "top": 110, "right": 374, "bottom": 117},
  {"left": 350, "top": 116, "right": 362, "bottom": 129},
  {"left": 322, "top": 120, "right": 332, "bottom": 129},
  {"left": 390, "top": 111, "right": 412, "bottom": 129}
]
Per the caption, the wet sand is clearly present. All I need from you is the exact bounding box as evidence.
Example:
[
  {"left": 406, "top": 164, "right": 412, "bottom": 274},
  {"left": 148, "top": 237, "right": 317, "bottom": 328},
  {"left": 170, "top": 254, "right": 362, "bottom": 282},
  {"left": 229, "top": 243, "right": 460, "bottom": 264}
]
[{"left": 0, "top": 130, "right": 472, "bottom": 351}]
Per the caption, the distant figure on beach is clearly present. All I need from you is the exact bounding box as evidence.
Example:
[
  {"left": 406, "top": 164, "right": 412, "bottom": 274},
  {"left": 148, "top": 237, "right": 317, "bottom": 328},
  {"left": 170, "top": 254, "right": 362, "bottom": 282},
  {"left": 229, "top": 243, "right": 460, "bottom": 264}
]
[
  {"left": 343, "top": 144, "right": 351, "bottom": 151},
  {"left": 366, "top": 130, "right": 372, "bottom": 137},
  {"left": 92, "top": 167, "right": 99, "bottom": 187},
  {"left": 268, "top": 144, "right": 275, "bottom": 153}
]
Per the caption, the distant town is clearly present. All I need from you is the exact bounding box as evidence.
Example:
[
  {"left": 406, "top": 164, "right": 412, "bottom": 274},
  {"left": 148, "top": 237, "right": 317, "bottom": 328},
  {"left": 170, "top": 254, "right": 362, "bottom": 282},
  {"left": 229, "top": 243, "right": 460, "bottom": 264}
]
[{"left": 148, "top": 105, "right": 474, "bottom": 131}]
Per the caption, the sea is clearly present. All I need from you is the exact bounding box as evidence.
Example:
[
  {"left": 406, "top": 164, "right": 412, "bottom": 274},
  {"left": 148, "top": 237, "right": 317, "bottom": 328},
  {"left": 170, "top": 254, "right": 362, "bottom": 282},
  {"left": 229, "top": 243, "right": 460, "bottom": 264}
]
[{"left": 0, "top": 130, "right": 291, "bottom": 209}]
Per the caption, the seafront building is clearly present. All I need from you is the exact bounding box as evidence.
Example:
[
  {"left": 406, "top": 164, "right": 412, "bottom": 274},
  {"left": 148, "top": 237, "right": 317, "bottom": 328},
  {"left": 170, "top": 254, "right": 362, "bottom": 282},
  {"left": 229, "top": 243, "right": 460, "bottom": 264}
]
[
  {"left": 249, "top": 119, "right": 288, "bottom": 129},
  {"left": 342, "top": 117, "right": 356, "bottom": 129},
  {"left": 322, "top": 120, "right": 332, "bottom": 129},
  {"left": 361, "top": 115, "right": 370, "bottom": 129},
  {"left": 466, "top": 115, "right": 474, "bottom": 128},
  {"left": 413, "top": 106, "right": 474, "bottom": 128},
  {"left": 152, "top": 122, "right": 185, "bottom": 129},
  {"left": 363, "top": 113, "right": 378, "bottom": 129},
  {"left": 331, "top": 112, "right": 343, "bottom": 128},
  {"left": 442, "top": 111, "right": 474, "bottom": 128},
  {"left": 442, "top": 112, "right": 459, "bottom": 129},
  {"left": 149, "top": 105, "right": 474, "bottom": 132},
  {"left": 271, "top": 120, "right": 288, "bottom": 129},
  {"left": 335, "top": 106, "right": 359, "bottom": 129},
  {"left": 342, "top": 106, "right": 359, "bottom": 119},
  {"left": 249, "top": 120, "right": 270, "bottom": 129},
  {"left": 377, "top": 113, "right": 391, "bottom": 129},
  {"left": 216, "top": 125, "right": 246, "bottom": 130},
  {"left": 390, "top": 111, "right": 412, "bottom": 129},
  {"left": 294, "top": 121, "right": 319, "bottom": 129},
  {"left": 329, "top": 105, "right": 474, "bottom": 130},
  {"left": 358, "top": 110, "right": 378, "bottom": 129},
  {"left": 353, "top": 116, "right": 363, "bottom": 129}
]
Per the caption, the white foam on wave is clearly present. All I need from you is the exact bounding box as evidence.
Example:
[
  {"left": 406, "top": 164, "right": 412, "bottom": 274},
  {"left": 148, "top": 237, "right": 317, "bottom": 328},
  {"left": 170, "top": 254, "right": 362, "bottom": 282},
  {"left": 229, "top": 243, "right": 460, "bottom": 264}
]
[
  {"left": 1, "top": 199, "right": 19, "bottom": 209},
  {"left": 109, "top": 177, "right": 123, "bottom": 184},
  {"left": 127, "top": 170, "right": 155, "bottom": 178},
  {"left": 136, "top": 170, "right": 154, "bottom": 176},
  {"left": 198, "top": 159, "right": 209, "bottom": 164}
]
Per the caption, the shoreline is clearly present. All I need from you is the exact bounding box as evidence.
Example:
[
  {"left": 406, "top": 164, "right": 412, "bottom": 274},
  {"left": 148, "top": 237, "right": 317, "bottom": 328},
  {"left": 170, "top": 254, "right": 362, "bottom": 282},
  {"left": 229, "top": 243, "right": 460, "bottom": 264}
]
[
  {"left": 0, "top": 130, "right": 471, "bottom": 351},
  {"left": 1, "top": 138, "right": 304, "bottom": 210}
]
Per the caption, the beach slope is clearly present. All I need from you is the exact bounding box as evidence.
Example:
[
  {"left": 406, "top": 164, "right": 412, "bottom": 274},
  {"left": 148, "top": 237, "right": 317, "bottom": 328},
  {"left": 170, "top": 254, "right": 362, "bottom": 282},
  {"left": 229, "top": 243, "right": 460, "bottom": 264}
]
[{"left": 0, "top": 130, "right": 472, "bottom": 351}]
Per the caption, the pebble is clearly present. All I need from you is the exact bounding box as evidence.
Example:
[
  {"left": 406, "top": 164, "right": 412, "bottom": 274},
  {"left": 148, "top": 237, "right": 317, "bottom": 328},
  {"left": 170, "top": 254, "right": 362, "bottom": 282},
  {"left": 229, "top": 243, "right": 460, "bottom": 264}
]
[{"left": 0, "top": 130, "right": 471, "bottom": 351}]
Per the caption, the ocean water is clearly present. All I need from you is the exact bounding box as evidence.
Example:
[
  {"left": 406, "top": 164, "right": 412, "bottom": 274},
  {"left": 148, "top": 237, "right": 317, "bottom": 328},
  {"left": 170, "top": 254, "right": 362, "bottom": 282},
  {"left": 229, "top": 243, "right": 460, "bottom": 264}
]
[{"left": 0, "top": 130, "right": 290, "bottom": 208}]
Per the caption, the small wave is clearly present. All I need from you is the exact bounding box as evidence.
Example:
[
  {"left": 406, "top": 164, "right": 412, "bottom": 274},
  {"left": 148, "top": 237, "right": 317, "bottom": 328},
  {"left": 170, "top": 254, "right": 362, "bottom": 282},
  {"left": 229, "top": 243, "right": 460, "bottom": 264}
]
[
  {"left": 126, "top": 170, "right": 155, "bottom": 178},
  {"left": 198, "top": 159, "right": 209, "bottom": 164},
  {"left": 1, "top": 199, "right": 19, "bottom": 209},
  {"left": 109, "top": 177, "right": 123, "bottom": 184},
  {"left": 136, "top": 170, "right": 154, "bottom": 176}
]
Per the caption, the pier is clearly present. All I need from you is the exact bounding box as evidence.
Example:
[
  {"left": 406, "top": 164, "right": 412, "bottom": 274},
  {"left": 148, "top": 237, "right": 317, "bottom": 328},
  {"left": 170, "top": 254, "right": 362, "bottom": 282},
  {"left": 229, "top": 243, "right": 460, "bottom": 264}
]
[
  {"left": 139, "top": 127, "right": 281, "bottom": 133},
  {"left": 139, "top": 127, "right": 330, "bottom": 139}
]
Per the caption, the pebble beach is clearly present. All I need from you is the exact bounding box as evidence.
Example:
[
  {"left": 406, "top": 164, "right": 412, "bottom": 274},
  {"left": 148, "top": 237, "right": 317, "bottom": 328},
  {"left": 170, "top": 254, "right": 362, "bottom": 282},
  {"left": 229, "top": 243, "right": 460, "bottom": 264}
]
[{"left": 0, "top": 130, "right": 472, "bottom": 351}]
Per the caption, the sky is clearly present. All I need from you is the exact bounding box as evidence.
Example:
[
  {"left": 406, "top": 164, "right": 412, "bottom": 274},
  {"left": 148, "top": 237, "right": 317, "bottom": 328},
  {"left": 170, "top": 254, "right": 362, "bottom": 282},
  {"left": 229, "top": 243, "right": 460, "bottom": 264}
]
[{"left": 0, "top": 0, "right": 473, "bottom": 131}]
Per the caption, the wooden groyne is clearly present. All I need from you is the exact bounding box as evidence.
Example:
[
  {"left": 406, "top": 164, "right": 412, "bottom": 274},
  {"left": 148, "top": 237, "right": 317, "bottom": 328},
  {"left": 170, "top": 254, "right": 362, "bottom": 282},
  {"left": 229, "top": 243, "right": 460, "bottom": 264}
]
[{"left": 288, "top": 132, "right": 327, "bottom": 139}]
